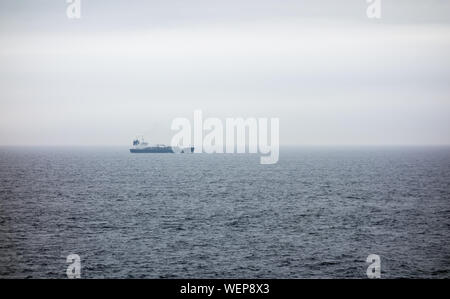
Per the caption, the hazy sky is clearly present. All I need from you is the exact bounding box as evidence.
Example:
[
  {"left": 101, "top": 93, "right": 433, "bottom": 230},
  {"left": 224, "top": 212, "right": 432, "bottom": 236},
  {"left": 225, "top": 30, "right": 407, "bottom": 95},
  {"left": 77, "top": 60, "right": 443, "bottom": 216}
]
[{"left": 0, "top": 0, "right": 449, "bottom": 146}]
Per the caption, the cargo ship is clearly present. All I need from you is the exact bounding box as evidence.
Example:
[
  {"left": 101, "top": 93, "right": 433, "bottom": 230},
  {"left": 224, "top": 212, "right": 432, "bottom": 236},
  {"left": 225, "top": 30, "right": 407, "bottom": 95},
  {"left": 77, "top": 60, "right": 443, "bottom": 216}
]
[{"left": 129, "top": 137, "right": 194, "bottom": 153}]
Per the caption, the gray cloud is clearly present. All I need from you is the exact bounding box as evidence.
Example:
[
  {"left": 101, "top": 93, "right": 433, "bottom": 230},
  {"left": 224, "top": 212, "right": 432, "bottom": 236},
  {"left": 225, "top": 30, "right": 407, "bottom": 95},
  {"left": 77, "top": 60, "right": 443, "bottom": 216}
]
[{"left": 0, "top": 0, "right": 449, "bottom": 145}]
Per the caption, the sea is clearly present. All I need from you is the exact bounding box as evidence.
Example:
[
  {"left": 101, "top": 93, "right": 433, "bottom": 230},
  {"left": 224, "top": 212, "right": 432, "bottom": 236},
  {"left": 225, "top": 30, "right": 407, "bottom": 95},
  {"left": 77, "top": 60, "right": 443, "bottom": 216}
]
[{"left": 0, "top": 146, "right": 449, "bottom": 278}]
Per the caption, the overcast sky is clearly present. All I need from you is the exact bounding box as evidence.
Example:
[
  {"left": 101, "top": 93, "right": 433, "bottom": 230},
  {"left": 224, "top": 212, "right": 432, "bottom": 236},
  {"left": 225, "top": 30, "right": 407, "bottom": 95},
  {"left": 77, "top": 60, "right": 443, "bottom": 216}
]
[{"left": 0, "top": 0, "right": 449, "bottom": 146}]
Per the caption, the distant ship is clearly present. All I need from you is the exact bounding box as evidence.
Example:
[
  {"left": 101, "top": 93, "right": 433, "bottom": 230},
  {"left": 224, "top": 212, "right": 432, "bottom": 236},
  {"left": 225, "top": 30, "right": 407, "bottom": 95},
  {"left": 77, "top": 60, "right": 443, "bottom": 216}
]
[{"left": 129, "top": 137, "right": 194, "bottom": 154}]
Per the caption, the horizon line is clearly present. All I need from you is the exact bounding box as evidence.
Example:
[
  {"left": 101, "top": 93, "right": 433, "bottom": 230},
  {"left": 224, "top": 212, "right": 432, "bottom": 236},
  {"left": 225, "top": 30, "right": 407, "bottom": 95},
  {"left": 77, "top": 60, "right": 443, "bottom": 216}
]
[{"left": 1, "top": 144, "right": 450, "bottom": 147}]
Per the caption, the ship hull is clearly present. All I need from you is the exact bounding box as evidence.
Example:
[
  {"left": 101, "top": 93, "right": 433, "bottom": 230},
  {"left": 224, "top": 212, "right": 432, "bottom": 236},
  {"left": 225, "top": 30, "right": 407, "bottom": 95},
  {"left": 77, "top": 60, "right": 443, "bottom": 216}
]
[
  {"left": 129, "top": 146, "right": 194, "bottom": 153},
  {"left": 130, "top": 147, "right": 174, "bottom": 153}
]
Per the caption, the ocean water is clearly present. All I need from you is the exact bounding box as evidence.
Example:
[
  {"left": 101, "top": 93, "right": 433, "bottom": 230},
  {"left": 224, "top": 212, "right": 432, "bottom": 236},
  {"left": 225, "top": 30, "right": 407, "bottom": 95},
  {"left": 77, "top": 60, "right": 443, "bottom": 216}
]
[{"left": 0, "top": 146, "right": 449, "bottom": 278}]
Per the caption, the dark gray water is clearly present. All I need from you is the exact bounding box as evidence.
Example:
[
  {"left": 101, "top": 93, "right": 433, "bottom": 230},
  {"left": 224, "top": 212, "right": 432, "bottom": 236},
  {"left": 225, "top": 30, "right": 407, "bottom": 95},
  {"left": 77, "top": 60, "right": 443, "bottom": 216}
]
[{"left": 0, "top": 146, "right": 449, "bottom": 278}]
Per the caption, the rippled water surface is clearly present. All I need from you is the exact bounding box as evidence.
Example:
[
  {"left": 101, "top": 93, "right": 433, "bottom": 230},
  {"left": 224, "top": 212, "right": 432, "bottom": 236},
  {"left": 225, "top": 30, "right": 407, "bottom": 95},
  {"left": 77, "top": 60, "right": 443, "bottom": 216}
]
[{"left": 0, "top": 146, "right": 449, "bottom": 278}]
